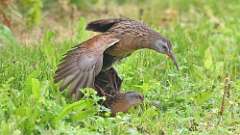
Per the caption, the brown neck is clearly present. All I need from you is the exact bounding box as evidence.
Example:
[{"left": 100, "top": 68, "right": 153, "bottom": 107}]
[{"left": 137, "top": 30, "right": 161, "bottom": 50}]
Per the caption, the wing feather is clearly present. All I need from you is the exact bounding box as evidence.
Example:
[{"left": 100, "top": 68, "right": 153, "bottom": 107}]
[
  {"left": 54, "top": 34, "right": 119, "bottom": 97},
  {"left": 59, "top": 71, "right": 81, "bottom": 91}
]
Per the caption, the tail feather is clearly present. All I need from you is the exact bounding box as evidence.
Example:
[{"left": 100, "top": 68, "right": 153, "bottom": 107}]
[{"left": 86, "top": 18, "right": 122, "bottom": 32}]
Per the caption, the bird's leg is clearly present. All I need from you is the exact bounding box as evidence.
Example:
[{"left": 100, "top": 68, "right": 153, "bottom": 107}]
[
  {"left": 108, "top": 72, "right": 118, "bottom": 92},
  {"left": 95, "top": 83, "right": 113, "bottom": 98},
  {"left": 108, "top": 68, "right": 122, "bottom": 93},
  {"left": 94, "top": 68, "right": 122, "bottom": 98}
]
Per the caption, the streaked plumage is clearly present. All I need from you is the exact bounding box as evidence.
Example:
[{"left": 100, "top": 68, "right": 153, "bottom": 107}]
[{"left": 54, "top": 18, "right": 178, "bottom": 115}]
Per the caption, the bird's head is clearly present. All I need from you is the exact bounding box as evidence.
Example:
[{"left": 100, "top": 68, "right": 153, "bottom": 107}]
[
  {"left": 108, "top": 91, "right": 143, "bottom": 116},
  {"left": 151, "top": 37, "right": 179, "bottom": 70},
  {"left": 124, "top": 91, "right": 144, "bottom": 106}
]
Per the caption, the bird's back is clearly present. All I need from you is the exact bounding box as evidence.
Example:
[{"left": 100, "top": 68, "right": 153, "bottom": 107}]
[{"left": 87, "top": 18, "right": 157, "bottom": 58}]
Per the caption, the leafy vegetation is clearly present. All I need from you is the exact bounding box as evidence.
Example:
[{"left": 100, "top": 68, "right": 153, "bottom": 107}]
[
  {"left": 17, "top": 0, "right": 43, "bottom": 27},
  {"left": 0, "top": 0, "right": 240, "bottom": 134}
]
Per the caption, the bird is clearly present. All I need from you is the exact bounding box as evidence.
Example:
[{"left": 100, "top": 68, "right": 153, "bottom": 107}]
[
  {"left": 104, "top": 91, "right": 144, "bottom": 116},
  {"left": 54, "top": 18, "right": 178, "bottom": 114},
  {"left": 94, "top": 67, "right": 143, "bottom": 116}
]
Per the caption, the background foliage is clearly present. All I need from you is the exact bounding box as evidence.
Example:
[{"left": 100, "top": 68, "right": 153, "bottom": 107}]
[{"left": 0, "top": 0, "right": 240, "bottom": 134}]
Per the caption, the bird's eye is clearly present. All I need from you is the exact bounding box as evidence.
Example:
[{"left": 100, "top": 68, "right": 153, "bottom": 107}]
[
  {"left": 162, "top": 45, "right": 167, "bottom": 50},
  {"left": 138, "top": 95, "right": 143, "bottom": 100}
]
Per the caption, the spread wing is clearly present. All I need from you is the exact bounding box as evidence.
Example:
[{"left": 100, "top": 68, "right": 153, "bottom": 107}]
[{"left": 54, "top": 34, "right": 119, "bottom": 96}]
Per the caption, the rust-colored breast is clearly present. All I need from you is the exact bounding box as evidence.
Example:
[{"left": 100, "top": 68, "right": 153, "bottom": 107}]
[{"left": 110, "top": 99, "right": 131, "bottom": 114}]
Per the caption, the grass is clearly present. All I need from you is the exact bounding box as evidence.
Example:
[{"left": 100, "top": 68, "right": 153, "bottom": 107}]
[{"left": 0, "top": 0, "right": 240, "bottom": 134}]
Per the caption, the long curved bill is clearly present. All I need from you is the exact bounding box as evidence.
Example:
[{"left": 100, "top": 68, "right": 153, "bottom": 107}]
[{"left": 167, "top": 51, "right": 179, "bottom": 70}]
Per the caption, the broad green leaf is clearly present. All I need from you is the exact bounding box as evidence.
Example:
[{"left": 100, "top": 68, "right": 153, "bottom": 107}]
[
  {"left": 204, "top": 47, "right": 214, "bottom": 70},
  {"left": 31, "top": 78, "right": 41, "bottom": 101},
  {"left": 71, "top": 107, "right": 95, "bottom": 120},
  {"left": 194, "top": 90, "right": 213, "bottom": 105},
  {"left": 54, "top": 99, "right": 94, "bottom": 123}
]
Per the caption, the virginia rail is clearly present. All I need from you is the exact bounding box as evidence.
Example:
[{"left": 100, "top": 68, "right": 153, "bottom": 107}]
[
  {"left": 104, "top": 91, "right": 144, "bottom": 116},
  {"left": 95, "top": 68, "right": 143, "bottom": 116},
  {"left": 54, "top": 18, "right": 178, "bottom": 115}
]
